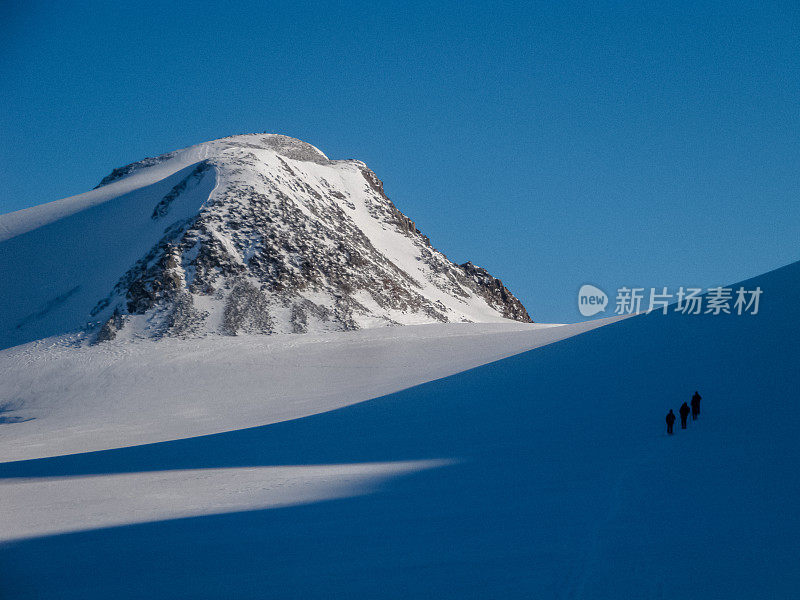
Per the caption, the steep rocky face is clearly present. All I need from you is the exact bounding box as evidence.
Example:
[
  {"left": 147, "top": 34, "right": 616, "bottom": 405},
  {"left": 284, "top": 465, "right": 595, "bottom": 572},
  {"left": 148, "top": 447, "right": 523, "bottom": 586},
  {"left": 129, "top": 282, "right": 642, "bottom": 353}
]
[
  {"left": 460, "top": 262, "right": 532, "bottom": 322},
  {"left": 79, "top": 134, "right": 533, "bottom": 340}
]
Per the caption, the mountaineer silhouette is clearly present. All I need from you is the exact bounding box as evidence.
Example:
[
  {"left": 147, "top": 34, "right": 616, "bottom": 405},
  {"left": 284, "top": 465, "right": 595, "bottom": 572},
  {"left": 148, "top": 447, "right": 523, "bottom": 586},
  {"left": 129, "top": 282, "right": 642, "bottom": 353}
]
[
  {"left": 679, "top": 402, "right": 690, "bottom": 429},
  {"left": 691, "top": 391, "right": 702, "bottom": 420},
  {"left": 666, "top": 409, "right": 676, "bottom": 435}
]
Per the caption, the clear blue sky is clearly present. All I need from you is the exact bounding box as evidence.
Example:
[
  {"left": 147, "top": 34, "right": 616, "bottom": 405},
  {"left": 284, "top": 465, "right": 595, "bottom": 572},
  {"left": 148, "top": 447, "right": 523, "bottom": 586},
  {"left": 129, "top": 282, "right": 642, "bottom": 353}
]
[{"left": 1, "top": 1, "right": 798, "bottom": 322}]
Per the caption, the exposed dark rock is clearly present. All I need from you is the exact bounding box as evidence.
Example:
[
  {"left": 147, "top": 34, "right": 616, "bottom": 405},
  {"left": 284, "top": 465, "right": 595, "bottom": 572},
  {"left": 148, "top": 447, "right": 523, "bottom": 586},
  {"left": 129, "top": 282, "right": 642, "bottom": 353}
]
[
  {"left": 460, "top": 262, "right": 532, "bottom": 323},
  {"left": 96, "top": 310, "right": 125, "bottom": 343},
  {"left": 290, "top": 299, "right": 331, "bottom": 333},
  {"left": 162, "top": 292, "right": 208, "bottom": 337},
  {"left": 222, "top": 280, "right": 274, "bottom": 335},
  {"left": 151, "top": 162, "right": 210, "bottom": 220},
  {"left": 94, "top": 152, "right": 178, "bottom": 188},
  {"left": 124, "top": 244, "right": 185, "bottom": 314}
]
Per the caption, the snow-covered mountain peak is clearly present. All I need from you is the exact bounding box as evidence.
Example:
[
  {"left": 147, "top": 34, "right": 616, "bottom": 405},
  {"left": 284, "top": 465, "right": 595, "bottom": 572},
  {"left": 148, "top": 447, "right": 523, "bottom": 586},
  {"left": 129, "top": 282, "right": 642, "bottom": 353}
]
[
  {"left": 0, "top": 133, "right": 532, "bottom": 349},
  {"left": 94, "top": 134, "right": 331, "bottom": 189}
]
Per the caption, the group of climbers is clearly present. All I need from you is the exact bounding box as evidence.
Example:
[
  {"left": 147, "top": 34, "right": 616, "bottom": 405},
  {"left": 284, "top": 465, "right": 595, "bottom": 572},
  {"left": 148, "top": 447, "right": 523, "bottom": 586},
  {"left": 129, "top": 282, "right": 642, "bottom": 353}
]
[{"left": 666, "top": 391, "right": 701, "bottom": 434}]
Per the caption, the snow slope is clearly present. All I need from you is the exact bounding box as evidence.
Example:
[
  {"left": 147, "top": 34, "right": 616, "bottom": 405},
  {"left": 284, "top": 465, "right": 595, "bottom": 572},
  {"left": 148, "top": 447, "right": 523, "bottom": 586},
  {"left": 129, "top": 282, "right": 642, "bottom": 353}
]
[
  {"left": 0, "top": 319, "right": 621, "bottom": 462},
  {"left": 1, "top": 261, "right": 798, "bottom": 598},
  {"left": 0, "top": 140, "right": 226, "bottom": 243}
]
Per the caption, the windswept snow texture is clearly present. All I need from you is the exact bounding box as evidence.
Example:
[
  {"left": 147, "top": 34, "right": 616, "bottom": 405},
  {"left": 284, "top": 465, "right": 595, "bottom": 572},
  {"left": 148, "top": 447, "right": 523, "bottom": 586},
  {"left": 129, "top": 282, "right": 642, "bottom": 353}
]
[
  {"left": 0, "top": 134, "right": 530, "bottom": 350},
  {"left": 0, "top": 320, "right": 621, "bottom": 462},
  {"left": 1, "top": 261, "right": 799, "bottom": 598}
]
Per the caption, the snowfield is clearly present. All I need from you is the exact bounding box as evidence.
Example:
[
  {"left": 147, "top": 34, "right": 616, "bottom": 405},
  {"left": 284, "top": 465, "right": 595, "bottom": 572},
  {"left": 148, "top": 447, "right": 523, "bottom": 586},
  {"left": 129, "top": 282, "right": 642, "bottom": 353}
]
[
  {"left": 1, "top": 260, "right": 798, "bottom": 598},
  {"left": 0, "top": 319, "right": 621, "bottom": 462}
]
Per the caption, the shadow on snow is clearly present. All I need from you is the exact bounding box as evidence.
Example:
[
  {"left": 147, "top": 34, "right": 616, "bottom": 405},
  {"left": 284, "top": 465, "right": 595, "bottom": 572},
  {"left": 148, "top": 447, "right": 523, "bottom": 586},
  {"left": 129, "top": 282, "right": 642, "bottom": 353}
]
[{"left": 1, "top": 263, "right": 799, "bottom": 599}]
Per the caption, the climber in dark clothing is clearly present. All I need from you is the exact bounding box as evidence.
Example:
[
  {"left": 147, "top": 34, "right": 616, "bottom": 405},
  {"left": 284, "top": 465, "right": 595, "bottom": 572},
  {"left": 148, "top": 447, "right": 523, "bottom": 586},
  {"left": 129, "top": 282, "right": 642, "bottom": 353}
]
[
  {"left": 679, "top": 402, "right": 690, "bottom": 429},
  {"left": 666, "top": 409, "right": 676, "bottom": 435},
  {"left": 691, "top": 391, "right": 701, "bottom": 420}
]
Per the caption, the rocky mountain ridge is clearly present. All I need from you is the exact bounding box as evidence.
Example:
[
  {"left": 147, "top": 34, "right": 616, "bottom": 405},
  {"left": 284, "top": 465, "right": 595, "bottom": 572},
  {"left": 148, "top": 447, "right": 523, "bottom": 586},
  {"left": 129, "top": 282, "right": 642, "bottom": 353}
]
[{"left": 0, "top": 134, "right": 531, "bottom": 349}]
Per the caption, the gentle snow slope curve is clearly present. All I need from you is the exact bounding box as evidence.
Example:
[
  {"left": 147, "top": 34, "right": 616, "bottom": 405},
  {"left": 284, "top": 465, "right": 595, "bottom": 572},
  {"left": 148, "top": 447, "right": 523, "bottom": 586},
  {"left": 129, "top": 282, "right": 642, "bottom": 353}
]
[
  {"left": 0, "top": 318, "right": 622, "bottom": 462},
  {"left": 1, "top": 261, "right": 797, "bottom": 598}
]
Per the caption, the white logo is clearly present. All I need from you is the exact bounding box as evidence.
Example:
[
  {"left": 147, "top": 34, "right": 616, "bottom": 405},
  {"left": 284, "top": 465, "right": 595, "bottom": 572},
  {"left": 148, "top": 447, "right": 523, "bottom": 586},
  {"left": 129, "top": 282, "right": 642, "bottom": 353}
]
[{"left": 578, "top": 284, "right": 608, "bottom": 316}]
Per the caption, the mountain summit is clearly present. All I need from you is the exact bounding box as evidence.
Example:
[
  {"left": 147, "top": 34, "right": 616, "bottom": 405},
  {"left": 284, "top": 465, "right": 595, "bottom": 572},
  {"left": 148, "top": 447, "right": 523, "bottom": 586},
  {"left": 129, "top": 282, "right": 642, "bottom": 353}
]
[{"left": 0, "top": 134, "right": 531, "bottom": 349}]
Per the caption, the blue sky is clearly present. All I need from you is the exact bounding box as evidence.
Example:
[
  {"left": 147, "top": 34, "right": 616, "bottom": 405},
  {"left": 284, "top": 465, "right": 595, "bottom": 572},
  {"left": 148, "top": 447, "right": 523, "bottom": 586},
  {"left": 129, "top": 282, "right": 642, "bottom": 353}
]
[{"left": 1, "top": 0, "right": 798, "bottom": 322}]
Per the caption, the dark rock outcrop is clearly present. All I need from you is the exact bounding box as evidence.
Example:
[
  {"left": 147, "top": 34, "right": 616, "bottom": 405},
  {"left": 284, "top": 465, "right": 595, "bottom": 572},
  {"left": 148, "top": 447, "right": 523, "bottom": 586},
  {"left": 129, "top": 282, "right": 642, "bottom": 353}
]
[{"left": 460, "top": 262, "right": 532, "bottom": 323}]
